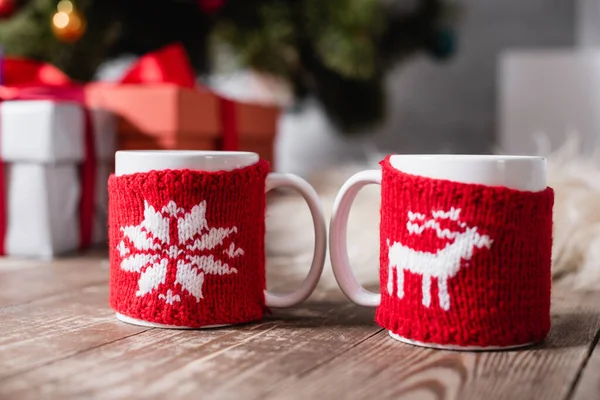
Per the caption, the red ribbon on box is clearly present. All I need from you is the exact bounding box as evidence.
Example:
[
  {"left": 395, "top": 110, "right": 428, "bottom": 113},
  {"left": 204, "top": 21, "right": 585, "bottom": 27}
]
[
  {"left": 116, "top": 43, "right": 239, "bottom": 151},
  {"left": 0, "top": 59, "right": 96, "bottom": 255}
]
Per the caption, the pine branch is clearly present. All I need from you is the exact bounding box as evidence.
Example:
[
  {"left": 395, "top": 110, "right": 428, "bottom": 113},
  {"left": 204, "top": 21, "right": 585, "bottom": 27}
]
[{"left": 0, "top": 0, "right": 458, "bottom": 133}]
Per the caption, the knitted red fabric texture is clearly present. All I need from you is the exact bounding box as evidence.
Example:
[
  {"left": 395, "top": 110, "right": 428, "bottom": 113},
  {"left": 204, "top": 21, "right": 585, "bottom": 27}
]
[
  {"left": 108, "top": 160, "right": 269, "bottom": 327},
  {"left": 376, "top": 156, "right": 554, "bottom": 347}
]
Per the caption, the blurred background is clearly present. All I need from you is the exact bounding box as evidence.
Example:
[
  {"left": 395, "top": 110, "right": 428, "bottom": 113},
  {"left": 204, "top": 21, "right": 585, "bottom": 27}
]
[
  {"left": 275, "top": 0, "right": 582, "bottom": 176},
  {"left": 0, "top": 0, "right": 596, "bottom": 178}
]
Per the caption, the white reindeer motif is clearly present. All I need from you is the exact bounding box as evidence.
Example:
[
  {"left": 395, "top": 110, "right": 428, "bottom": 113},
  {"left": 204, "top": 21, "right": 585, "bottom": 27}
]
[{"left": 387, "top": 207, "right": 493, "bottom": 311}]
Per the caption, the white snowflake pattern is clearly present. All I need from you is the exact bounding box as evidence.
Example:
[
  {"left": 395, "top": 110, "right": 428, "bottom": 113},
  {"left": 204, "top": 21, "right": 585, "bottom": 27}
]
[{"left": 118, "top": 200, "right": 244, "bottom": 304}]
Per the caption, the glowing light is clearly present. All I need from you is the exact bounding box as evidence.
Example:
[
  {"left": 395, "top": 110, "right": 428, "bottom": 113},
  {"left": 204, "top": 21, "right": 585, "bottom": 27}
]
[
  {"left": 57, "top": 0, "right": 73, "bottom": 14},
  {"left": 52, "top": 11, "right": 69, "bottom": 29}
]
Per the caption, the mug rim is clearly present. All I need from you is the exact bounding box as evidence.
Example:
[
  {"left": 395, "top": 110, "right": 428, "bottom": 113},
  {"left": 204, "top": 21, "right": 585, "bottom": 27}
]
[
  {"left": 389, "top": 154, "right": 545, "bottom": 161},
  {"left": 115, "top": 150, "right": 259, "bottom": 158},
  {"left": 115, "top": 150, "right": 260, "bottom": 176},
  {"left": 387, "top": 153, "right": 547, "bottom": 191}
]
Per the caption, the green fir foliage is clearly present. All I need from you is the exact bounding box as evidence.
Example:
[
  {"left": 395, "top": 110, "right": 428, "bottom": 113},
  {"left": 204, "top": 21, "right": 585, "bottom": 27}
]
[
  {"left": 303, "top": 0, "right": 384, "bottom": 80},
  {"left": 0, "top": 0, "right": 458, "bottom": 133}
]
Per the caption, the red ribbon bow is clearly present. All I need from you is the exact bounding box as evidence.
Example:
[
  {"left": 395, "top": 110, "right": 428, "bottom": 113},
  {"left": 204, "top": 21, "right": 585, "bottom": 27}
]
[
  {"left": 1, "top": 57, "right": 74, "bottom": 88},
  {"left": 116, "top": 43, "right": 238, "bottom": 151},
  {"left": 119, "top": 44, "right": 196, "bottom": 88}
]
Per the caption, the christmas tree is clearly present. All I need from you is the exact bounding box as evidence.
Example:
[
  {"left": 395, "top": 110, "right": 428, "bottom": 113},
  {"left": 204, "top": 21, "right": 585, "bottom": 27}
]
[{"left": 0, "top": 0, "right": 459, "bottom": 133}]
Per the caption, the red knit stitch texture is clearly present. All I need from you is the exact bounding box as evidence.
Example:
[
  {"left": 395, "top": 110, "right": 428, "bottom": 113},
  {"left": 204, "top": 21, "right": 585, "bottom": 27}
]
[
  {"left": 108, "top": 160, "right": 269, "bottom": 327},
  {"left": 376, "top": 156, "right": 554, "bottom": 347}
]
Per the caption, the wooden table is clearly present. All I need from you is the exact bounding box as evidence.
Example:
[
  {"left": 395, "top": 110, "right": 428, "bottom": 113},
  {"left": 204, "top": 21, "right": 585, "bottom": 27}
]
[
  {"left": 1, "top": 253, "right": 599, "bottom": 400},
  {"left": 1, "top": 192, "right": 600, "bottom": 400}
]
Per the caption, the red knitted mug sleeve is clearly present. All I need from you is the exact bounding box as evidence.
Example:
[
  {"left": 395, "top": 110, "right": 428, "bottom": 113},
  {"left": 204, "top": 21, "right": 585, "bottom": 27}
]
[
  {"left": 377, "top": 156, "right": 554, "bottom": 347},
  {"left": 108, "top": 160, "right": 270, "bottom": 328}
]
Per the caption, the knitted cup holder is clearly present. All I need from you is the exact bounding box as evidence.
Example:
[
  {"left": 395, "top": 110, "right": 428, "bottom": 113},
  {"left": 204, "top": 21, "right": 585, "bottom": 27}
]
[
  {"left": 377, "top": 157, "right": 555, "bottom": 348},
  {"left": 107, "top": 160, "right": 271, "bottom": 328}
]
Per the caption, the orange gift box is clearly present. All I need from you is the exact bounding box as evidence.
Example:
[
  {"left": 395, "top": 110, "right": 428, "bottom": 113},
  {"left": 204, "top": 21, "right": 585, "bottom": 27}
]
[
  {"left": 85, "top": 84, "right": 279, "bottom": 165},
  {"left": 83, "top": 44, "right": 280, "bottom": 166}
]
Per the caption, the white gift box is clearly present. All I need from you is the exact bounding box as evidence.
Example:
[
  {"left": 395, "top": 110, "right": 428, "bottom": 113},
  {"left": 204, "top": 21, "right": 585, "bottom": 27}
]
[
  {"left": 0, "top": 100, "right": 115, "bottom": 258},
  {"left": 499, "top": 50, "right": 600, "bottom": 155}
]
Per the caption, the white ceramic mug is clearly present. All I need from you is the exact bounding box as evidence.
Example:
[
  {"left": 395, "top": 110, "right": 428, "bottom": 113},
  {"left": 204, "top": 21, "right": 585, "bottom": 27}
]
[
  {"left": 329, "top": 155, "right": 553, "bottom": 350},
  {"left": 110, "top": 150, "right": 327, "bottom": 329}
]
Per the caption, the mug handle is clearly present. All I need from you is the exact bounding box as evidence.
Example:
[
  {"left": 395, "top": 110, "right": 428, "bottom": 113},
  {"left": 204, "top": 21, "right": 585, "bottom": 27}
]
[
  {"left": 329, "top": 170, "right": 382, "bottom": 307},
  {"left": 264, "top": 173, "right": 327, "bottom": 308}
]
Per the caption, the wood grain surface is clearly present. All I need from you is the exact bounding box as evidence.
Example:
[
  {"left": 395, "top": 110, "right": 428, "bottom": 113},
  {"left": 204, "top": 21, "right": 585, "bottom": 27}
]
[
  {"left": 1, "top": 254, "right": 599, "bottom": 400},
  {"left": 572, "top": 319, "right": 600, "bottom": 400},
  {"left": 0, "top": 197, "right": 599, "bottom": 399}
]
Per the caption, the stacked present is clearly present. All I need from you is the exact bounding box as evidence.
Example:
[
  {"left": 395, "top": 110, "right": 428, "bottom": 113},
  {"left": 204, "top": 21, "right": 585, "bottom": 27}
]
[
  {"left": 86, "top": 44, "right": 280, "bottom": 166},
  {"left": 0, "top": 59, "right": 116, "bottom": 258},
  {"left": 0, "top": 43, "right": 280, "bottom": 259}
]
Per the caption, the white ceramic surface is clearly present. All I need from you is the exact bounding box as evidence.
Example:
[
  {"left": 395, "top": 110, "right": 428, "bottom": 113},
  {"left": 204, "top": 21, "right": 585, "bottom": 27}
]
[
  {"left": 328, "top": 155, "right": 547, "bottom": 349},
  {"left": 388, "top": 332, "right": 537, "bottom": 351},
  {"left": 115, "top": 150, "right": 259, "bottom": 176},
  {"left": 389, "top": 154, "right": 546, "bottom": 192},
  {"left": 115, "top": 313, "right": 230, "bottom": 329}
]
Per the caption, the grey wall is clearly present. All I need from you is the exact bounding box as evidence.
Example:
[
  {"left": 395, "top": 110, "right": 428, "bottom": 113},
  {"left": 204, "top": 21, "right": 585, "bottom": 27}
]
[
  {"left": 277, "top": 0, "right": 577, "bottom": 175},
  {"left": 578, "top": 0, "right": 600, "bottom": 47},
  {"left": 374, "top": 0, "right": 576, "bottom": 154}
]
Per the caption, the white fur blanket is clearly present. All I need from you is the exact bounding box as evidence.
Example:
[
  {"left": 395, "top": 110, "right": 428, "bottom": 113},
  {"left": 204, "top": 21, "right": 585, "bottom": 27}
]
[{"left": 267, "top": 141, "right": 600, "bottom": 292}]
